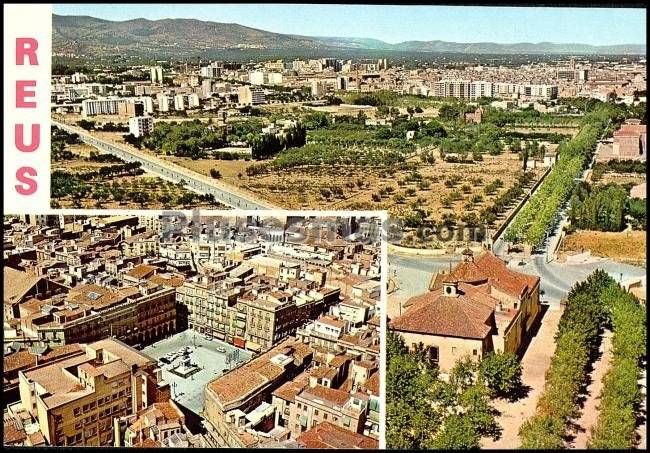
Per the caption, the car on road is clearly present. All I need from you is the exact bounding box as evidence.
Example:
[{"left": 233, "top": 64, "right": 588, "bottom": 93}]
[{"left": 217, "top": 347, "right": 226, "bottom": 353}]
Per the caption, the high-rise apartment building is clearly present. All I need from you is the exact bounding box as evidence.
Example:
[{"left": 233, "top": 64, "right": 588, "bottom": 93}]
[
  {"left": 128, "top": 116, "right": 154, "bottom": 138},
  {"left": 150, "top": 66, "right": 164, "bottom": 84},
  {"left": 200, "top": 61, "right": 223, "bottom": 79},
  {"left": 238, "top": 86, "right": 266, "bottom": 106},
  {"left": 173, "top": 94, "right": 185, "bottom": 111},
  {"left": 81, "top": 98, "right": 127, "bottom": 117}
]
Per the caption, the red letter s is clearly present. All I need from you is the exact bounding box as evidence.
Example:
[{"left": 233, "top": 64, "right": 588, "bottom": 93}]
[{"left": 15, "top": 167, "right": 38, "bottom": 195}]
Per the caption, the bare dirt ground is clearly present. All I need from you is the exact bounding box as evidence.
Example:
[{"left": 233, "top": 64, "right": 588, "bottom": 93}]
[
  {"left": 593, "top": 173, "right": 646, "bottom": 187},
  {"left": 561, "top": 230, "right": 646, "bottom": 266},
  {"left": 160, "top": 147, "right": 545, "bottom": 236},
  {"left": 242, "top": 152, "right": 542, "bottom": 213},
  {"left": 481, "top": 307, "right": 564, "bottom": 449},
  {"left": 164, "top": 157, "right": 253, "bottom": 186},
  {"left": 568, "top": 329, "right": 613, "bottom": 448}
]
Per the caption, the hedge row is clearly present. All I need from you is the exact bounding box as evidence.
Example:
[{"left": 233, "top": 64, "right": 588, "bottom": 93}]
[{"left": 519, "top": 270, "right": 612, "bottom": 448}]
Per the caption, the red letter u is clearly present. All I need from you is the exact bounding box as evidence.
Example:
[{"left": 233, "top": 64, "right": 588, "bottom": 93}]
[{"left": 15, "top": 124, "right": 40, "bottom": 152}]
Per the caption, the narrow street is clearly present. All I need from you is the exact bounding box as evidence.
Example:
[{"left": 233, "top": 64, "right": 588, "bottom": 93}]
[
  {"left": 481, "top": 307, "right": 563, "bottom": 449},
  {"left": 568, "top": 329, "right": 613, "bottom": 449}
]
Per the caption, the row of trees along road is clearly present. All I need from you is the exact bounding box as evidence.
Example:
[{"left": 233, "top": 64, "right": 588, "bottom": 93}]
[{"left": 519, "top": 269, "right": 646, "bottom": 448}]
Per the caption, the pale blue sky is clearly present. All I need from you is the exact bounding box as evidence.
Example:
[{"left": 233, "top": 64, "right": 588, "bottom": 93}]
[{"left": 53, "top": 4, "right": 646, "bottom": 45}]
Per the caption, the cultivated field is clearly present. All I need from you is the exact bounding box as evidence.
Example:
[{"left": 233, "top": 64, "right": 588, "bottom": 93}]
[{"left": 51, "top": 143, "right": 226, "bottom": 210}]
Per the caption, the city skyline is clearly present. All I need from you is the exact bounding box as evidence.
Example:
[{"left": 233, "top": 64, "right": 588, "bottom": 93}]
[{"left": 52, "top": 4, "right": 647, "bottom": 46}]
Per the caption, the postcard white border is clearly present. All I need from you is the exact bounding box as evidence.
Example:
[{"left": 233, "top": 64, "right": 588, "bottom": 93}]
[{"left": 3, "top": 3, "right": 52, "bottom": 212}]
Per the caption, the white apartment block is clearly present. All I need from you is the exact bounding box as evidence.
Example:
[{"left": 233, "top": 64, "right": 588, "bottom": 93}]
[
  {"left": 432, "top": 79, "right": 558, "bottom": 100},
  {"left": 186, "top": 93, "right": 200, "bottom": 108},
  {"left": 249, "top": 70, "right": 265, "bottom": 85},
  {"left": 140, "top": 96, "right": 154, "bottom": 114},
  {"left": 150, "top": 66, "right": 164, "bottom": 84},
  {"left": 311, "top": 79, "right": 336, "bottom": 97},
  {"left": 128, "top": 116, "right": 154, "bottom": 138},
  {"left": 63, "top": 83, "right": 108, "bottom": 99},
  {"left": 172, "top": 93, "right": 200, "bottom": 111},
  {"left": 71, "top": 72, "right": 88, "bottom": 84},
  {"left": 174, "top": 94, "right": 186, "bottom": 111},
  {"left": 238, "top": 86, "right": 266, "bottom": 106},
  {"left": 200, "top": 61, "right": 223, "bottom": 78},
  {"left": 157, "top": 93, "right": 172, "bottom": 112},
  {"left": 81, "top": 97, "right": 127, "bottom": 116},
  {"left": 266, "top": 72, "right": 283, "bottom": 85},
  {"left": 81, "top": 96, "right": 153, "bottom": 117},
  {"left": 248, "top": 70, "right": 283, "bottom": 86}
]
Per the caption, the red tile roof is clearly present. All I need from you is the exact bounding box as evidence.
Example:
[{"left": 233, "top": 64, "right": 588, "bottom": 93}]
[
  {"left": 4, "top": 344, "right": 83, "bottom": 374},
  {"left": 443, "top": 252, "right": 538, "bottom": 299},
  {"left": 272, "top": 370, "right": 311, "bottom": 403},
  {"left": 299, "top": 384, "right": 350, "bottom": 407},
  {"left": 361, "top": 370, "right": 379, "bottom": 396},
  {"left": 614, "top": 124, "right": 646, "bottom": 137},
  {"left": 208, "top": 339, "right": 311, "bottom": 406},
  {"left": 297, "top": 422, "right": 378, "bottom": 449},
  {"left": 3, "top": 417, "right": 27, "bottom": 444},
  {"left": 125, "top": 264, "right": 158, "bottom": 280},
  {"left": 391, "top": 283, "right": 497, "bottom": 340}
]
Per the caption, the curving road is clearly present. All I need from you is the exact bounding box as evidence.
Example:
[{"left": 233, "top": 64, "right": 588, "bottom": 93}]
[{"left": 52, "top": 120, "right": 278, "bottom": 210}]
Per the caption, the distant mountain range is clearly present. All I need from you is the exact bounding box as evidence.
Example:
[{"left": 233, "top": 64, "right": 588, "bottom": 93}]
[{"left": 52, "top": 14, "right": 647, "bottom": 57}]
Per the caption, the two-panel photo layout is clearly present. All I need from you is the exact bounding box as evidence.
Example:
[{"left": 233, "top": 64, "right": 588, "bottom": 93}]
[{"left": 3, "top": 3, "right": 647, "bottom": 450}]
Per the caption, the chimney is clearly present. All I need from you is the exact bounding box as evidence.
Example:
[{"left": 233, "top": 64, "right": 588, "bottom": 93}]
[
  {"left": 442, "top": 279, "right": 459, "bottom": 297},
  {"left": 461, "top": 248, "right": 474, "bottom": 263}
]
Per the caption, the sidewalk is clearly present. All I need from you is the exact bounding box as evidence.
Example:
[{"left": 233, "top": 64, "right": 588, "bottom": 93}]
[
  {"left": 569, "top": 329, "right": 613, "bottom": 448},
  {"left": 481, "top": 307, "right": 563, "bottom": 448}
]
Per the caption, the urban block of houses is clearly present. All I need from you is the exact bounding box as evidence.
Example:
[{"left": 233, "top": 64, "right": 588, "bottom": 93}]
[{"left": 5, "top": 338, "right": 169, "bottom": 447}]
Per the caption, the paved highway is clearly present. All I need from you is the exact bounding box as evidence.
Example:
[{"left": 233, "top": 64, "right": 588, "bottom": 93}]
[{"left": 52, "top": 120, "right": 278, "bottom": 210}]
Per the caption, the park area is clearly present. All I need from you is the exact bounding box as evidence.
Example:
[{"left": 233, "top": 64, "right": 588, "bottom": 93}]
[{"left": 147, "top": 103, "right": 566, "bottom": 250}]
